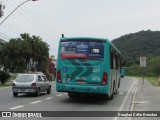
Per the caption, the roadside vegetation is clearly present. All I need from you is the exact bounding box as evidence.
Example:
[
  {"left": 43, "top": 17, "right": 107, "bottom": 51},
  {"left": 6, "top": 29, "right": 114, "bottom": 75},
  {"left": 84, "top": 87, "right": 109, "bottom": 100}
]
[
  {"left": 144, "top": 76, "right": 158, "bottom": 86},
  {"left": 128, "top": 76, "right": 158, "bottom": 86},
  {"left": 0, "top": 33, "right": 49, "bottom": 86},
  {"left": 0, "top": 84, "right": 11, "bottom": 88},
  {"left": 112, "top": 30, "right": 160, "bottom": 86}
]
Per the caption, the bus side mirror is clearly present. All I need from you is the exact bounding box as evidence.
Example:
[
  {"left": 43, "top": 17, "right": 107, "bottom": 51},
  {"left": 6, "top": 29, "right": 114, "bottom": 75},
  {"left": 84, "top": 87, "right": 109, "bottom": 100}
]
[{"left": 120, "top": 67, "right": 125, "bottom": 78}]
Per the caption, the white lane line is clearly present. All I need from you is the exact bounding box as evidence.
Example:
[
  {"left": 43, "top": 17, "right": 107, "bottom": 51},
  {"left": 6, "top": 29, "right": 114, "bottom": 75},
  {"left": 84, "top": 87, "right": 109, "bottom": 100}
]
[
  {"left": 118, "top": 79, "right": 136, "bottom": 111},
  {"left": 0, "top": 86, "right": 11, "bottom": 89},
  {"left": 30, "top": 100, "right": 42, "bottom": 104},
  {"left": 113, "top": 79, "right": 136, "bottom": 120},
  {"left": 128, "top": 79, "right": 138, "bottom": 120},
  {"left": 56, "top": 93, "right": 65, "bottom": 96},
  {"left": 130, "top": 87, "right": 138, "bottom": 109},
  {"left": 133, "top": 101, "right": 148, "bottom": 104},
  {"left": 10, "top": 105, "right": 24, "bottom": 110},
  {"left": 45, "top": 97, "right": 54, "bottom": 100},
  {"left": 130, "top": 79, "right": 138, "bottom": 110}
]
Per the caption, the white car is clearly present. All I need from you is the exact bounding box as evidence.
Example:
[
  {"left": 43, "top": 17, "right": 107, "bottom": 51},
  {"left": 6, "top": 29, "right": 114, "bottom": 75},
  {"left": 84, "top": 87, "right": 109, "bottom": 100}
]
[{"left": 12, "top": 73, "right": 51, "bottom": 97}]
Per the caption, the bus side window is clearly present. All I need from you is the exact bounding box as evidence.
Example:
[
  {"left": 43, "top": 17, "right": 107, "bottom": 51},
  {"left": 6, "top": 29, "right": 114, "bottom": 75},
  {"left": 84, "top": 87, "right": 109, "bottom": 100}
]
[
  {"left": 115, "top": 55, "right": 118, "bottom": 69},
  {"left": 110, "top": 47, "right": 113, "bottom": 69},
  {"left": 116, "top": 55, "right": 120, "bottom": 70},
  {"left": 113, "top": 52, "right": 116, "bottom": 69},
  {"left": 118, "top": 56, "right": 121, "bottom": 69}
]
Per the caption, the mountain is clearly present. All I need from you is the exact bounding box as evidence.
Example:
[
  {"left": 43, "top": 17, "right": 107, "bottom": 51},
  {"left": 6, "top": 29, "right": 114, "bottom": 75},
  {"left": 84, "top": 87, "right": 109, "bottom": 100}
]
[{"left": 112, "top": 30, "right": 160, "bottom": 64}]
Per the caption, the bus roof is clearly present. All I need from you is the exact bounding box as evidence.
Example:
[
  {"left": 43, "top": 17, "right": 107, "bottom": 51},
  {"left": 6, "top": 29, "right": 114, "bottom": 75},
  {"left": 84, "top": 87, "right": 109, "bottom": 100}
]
[{"left": 60, "top": 37, "right": 121, "bottom": 55}]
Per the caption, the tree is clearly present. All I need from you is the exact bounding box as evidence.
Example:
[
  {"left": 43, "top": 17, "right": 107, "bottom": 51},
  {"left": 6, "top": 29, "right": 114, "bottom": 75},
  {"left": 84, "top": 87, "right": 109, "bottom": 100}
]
[
  {"left": 0, "top": 71, "right": 10, "bottom": 85},
  {"left": 0, "top": 33, "right": 49, "bottom": 73}
]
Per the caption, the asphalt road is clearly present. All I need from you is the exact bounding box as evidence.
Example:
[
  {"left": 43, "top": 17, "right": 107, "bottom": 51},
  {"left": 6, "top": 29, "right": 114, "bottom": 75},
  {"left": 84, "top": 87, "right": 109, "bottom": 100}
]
[{"left": 0, "top": 77, "right": 137, "bottom": 120}]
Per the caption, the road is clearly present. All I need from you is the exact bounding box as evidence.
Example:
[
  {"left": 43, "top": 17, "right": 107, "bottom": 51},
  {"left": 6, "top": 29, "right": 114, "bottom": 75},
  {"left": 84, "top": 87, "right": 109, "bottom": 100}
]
[{"left": 0, "top": 77, "right": 137, "bottom": 120}]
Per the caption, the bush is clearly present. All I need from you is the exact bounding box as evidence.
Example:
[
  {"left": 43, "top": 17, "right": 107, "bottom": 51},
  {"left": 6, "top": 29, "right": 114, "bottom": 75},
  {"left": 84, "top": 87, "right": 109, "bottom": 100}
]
[{"left": 0, "top": 71, "right": 11, "bottom": 85}]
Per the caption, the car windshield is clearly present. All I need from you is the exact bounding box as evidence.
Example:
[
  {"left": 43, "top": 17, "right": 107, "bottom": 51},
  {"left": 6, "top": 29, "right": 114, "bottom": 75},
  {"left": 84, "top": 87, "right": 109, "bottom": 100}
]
[{"left": 15, "top": 75, "right": 34, "bottom": 82}]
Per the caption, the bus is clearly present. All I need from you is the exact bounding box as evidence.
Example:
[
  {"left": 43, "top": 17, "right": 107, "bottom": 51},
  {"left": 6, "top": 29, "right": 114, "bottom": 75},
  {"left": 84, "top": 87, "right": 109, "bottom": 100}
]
[{"left": 56, "top": 36, "right": 121, "bottom": 100}]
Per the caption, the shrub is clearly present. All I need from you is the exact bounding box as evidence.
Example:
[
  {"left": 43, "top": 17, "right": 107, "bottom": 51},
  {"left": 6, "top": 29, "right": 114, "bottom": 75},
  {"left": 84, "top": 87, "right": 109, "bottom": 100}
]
[{"left": 0, "top": 71, "right": 11, "bottom": 85}]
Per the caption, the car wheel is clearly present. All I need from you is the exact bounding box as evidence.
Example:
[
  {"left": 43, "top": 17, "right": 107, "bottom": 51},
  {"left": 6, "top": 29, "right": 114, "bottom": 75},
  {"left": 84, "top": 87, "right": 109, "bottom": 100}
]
[
  {"left": 36, "top": 88, "right": 40, "bottom": 97},
  {"left": 13, "top": 92, "right": 18, "bottom": 97},
  {"left": 47, "top": 86, "right": 51, "bottom": 94}
]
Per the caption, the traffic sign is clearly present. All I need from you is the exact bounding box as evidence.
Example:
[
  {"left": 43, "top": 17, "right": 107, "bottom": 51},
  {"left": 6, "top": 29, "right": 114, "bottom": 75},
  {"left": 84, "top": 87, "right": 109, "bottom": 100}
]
[{"left": 140, "top": 57, "right": 146, "bottom": 67}]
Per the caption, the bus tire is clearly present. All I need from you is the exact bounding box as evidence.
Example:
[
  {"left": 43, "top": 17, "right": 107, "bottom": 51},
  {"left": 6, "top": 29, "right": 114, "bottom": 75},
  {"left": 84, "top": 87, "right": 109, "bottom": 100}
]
[
  {"left": 107, "top": 93, "right": 113, "bottom": 100},
  {"left": 114, "top": 81, "right": 117, "bottom": 94},
  {"left": 108, "top": 83, "right": 115, "bottom": 100},
  {"left": 118, "top": 78, "right": 121, "bottom": 88},
  {"left": 107, "top": 91, "right": 113, "bottom": 100}
]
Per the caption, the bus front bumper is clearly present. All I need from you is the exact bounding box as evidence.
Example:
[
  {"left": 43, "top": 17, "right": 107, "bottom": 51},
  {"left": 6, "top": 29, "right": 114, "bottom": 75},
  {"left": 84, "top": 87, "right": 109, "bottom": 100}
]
[{"left": 56, "top": 83, "right": 108, "bottom": 94}]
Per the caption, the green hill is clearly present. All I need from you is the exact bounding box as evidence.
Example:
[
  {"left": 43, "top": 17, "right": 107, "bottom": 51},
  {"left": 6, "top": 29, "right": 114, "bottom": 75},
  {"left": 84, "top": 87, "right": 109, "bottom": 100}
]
[
  {"left": 112, "top": 30, "right": 160, "bottom": 76},
  {"left": 112, "top": 30, "right": 160, "bottom": 64}
]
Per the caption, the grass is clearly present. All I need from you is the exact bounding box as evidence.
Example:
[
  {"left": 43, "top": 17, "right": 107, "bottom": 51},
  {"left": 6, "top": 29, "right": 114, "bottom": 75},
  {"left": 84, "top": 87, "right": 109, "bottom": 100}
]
[
  {"left": 144, "top": 76, "right": 159, "bottom": 86},
  {"left": 128, "top": 75, "right": 159, "bottom": 87},
  {"left": 0, "top": 83, "right": 11, "bottom": 88}
]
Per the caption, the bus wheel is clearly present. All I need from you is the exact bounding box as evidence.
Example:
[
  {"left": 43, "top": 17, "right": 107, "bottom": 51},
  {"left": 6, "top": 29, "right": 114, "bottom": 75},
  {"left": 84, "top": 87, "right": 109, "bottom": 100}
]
[
  {"left": 108, "top": 84, "right": 115, "bottom": 100},
  {"left": 118, "top": 79, "right": 121, "bottom": 88},
  {"left": 107, "top": 93, "right": 113, "bottom": 100},
  {"left": 114, "top": 82, "right": 117, "bottom": 94}
]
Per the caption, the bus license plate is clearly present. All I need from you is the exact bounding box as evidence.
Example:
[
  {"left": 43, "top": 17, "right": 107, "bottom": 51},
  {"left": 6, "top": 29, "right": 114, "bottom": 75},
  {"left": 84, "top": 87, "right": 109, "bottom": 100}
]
[{"left": 77, "top": 81, "right": 86, "bottom": 84}]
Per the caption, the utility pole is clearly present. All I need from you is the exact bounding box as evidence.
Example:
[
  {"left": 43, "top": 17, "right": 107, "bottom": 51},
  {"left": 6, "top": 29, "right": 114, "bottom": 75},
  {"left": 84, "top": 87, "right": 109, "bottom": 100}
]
[{"left": 140, "top": 57, "right": 146, "bottom": 84}]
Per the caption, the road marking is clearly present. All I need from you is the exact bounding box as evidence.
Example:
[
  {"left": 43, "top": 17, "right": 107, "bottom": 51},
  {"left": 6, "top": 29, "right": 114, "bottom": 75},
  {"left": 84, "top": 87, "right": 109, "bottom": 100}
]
[
  {"left": 10, "top": 105, "right": 24, "bottom": 110},
  {"left": 56, "top": 93, "right": 65, "bottom": 96},
  {"left": 128, "top": 79, "right": 138, "bottom": 120},
  {"left": 30, "top": 100, "right": 42, "bottom": 104},
  {"left": 45, "top": 97, "right": 54, "bottom": 100},
  {"left": 119, "top": 91, "right": 124, "bottom": 95},
  {"left": 129, "top": 88, "right": 137, "bottom": 120},
  {"left": 133, "top": 101, "right": 148, "bottom": 104},
  {"left": 113, "top": 79, "right": 136, "bottom": 120}
]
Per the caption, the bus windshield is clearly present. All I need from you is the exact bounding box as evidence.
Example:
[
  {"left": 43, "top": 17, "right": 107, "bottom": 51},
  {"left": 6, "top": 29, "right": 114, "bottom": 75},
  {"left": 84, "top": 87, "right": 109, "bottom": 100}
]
[{"left": 60, "top": 41, "right": 104, "bottom": 59}]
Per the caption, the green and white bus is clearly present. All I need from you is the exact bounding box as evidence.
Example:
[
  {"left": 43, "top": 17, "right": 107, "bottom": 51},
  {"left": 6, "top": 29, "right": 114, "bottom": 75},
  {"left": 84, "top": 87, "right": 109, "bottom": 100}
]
[{"left": 56, "top": 36, "right": 121, "bottom": 100}]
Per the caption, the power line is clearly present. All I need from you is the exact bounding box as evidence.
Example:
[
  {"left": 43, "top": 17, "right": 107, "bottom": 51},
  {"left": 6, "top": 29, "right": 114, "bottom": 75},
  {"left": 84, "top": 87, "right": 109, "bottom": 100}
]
[
  {"left": 17, "top": 0, "right": 53, "bottom": 34},
  {"left": 10, "top": 0, "right": 54, "bottom": 37},
  {"left": 0, "top": 32, "right": 12, "bottom": 39},
  {"left": 7, "top": 0, "right": 53, "bottom": 40},
  {"left": 0, "top": 34, "right": 10, "bottom": 40}
]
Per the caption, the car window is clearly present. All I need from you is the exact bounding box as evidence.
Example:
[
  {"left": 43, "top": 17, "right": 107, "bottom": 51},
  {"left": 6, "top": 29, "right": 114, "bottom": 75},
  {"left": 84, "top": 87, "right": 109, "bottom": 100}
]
[
  {"left": 37, "top": 76, "right": 42, "bottom": 82},
  {"left": 15, "top": 75, "right": 34, "bottom": 82},
  {"left": 42, "top": 76, "right": 47, "bottom": 82},
  {"left": 41, "top": 76, "right": 46, "bottom": 82}
]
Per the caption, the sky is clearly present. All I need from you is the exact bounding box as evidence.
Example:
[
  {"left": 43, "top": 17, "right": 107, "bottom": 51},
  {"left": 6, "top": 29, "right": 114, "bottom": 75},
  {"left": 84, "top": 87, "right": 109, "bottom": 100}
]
[{"left": 0, "top": 0, "right": 160, "bottom": 58}]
